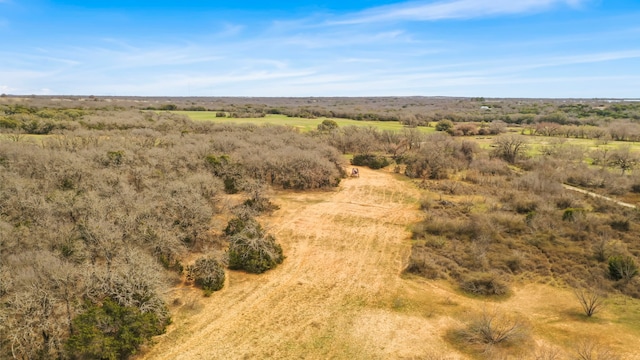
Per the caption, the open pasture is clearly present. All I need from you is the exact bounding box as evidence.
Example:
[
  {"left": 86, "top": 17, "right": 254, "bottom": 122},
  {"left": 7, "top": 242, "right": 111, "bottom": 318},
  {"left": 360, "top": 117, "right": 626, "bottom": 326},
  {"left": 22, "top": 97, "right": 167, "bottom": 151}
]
[{"left": 175, "top": 111, "right": 436, "bottom": 133}]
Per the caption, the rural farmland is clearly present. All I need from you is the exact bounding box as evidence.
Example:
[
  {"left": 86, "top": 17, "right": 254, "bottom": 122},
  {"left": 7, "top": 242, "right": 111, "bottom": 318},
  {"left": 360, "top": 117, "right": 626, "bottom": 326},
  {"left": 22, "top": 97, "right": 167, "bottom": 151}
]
[
  {"left": 2, "top": 96, "right": 640, "bottom": 359},
  {"left": 2, "top": 1, "right": 640, "bottom": 359}
]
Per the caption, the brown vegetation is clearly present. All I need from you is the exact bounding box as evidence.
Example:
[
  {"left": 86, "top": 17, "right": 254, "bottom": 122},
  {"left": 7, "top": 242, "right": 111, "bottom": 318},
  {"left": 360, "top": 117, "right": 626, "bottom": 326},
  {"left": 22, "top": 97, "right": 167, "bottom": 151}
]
[
  {"left": 3, "top": 96, "right": 640, "bottom": 359},
  {"left": 0, "top": 107, "right": 343, "bottom": 358}
]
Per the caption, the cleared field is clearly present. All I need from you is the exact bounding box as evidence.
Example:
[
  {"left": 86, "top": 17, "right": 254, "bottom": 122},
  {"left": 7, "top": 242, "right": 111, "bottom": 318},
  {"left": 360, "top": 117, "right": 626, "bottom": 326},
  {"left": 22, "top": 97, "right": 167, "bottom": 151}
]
[
  {"left": 174, "top": 111, "right": 435, "bottom": 133},
  {"left": 140, "top": 167, "right": 640, "bottom": 360}
]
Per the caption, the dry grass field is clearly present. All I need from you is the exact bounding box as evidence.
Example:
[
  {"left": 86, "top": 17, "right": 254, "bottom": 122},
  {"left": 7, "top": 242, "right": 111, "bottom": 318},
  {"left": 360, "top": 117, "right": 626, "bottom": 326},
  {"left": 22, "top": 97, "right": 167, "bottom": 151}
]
[{"left": 139, "top": 167, "right": 640, "bottom": 360}]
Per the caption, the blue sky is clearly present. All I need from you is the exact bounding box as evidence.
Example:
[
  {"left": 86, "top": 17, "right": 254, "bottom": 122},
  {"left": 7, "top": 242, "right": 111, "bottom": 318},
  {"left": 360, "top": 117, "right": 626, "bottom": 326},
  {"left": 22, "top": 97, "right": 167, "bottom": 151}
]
[{"left": 0, "top": 0, "right": 639, "bottom": 97}]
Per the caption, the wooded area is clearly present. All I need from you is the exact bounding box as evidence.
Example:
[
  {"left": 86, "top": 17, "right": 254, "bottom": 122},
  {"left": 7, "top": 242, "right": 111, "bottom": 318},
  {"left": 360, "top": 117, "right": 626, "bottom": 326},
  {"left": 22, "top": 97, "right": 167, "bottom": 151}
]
[{"left": 0, "top": 104, "right": 343, "bottom": 359}]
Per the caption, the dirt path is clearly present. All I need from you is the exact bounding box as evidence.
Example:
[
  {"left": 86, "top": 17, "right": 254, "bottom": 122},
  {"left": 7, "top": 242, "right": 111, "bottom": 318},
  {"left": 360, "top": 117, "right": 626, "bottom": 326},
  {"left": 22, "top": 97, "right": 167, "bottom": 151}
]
[
  {"left": 139, "top": 168, "right": 640, "bottom": 359},
  {"left": 562, "top": 184, "right": 636, "bottom": 209},
  {"left": 140, "top": 168, "right": 463, "bottom": 359}
]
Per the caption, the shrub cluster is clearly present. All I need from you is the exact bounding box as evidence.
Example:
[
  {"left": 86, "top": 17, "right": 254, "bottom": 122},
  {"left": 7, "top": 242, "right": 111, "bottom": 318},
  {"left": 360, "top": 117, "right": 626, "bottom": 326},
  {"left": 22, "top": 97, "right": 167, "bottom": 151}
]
[
  {"left": 608, "top": 256, "right": 638, "bottom": 281},
  {"left": 407, "top": 145, "right": 640, "bottom": 300},
  {"left": 404, "top": 133, "right": 476, "bottom": 180},
  {"left": 460, "top": 272, "right": 509, "bottom": 296},
  {"left": 186, "top": 257, "right": 226, "bottom": 295},
  {"left": 351, "top": 154, "right": 390, "bottom": 169},
  {"left": 459, "top": 309, "right": 527, "bottom": 346},
  {"left": 205, "top": 124, "right": 344, "bottom": 190},
  {"left": 225, "top": 216, "right": 284, "bottom": 274},
  {"left": 66, "top": 298, "right": 166, "bottom": 360}
]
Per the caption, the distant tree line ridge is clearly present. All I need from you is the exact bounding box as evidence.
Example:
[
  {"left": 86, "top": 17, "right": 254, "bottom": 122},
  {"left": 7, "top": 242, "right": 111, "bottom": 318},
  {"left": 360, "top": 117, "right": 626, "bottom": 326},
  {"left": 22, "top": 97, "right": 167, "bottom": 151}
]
[{"left": 3, "top": 97, "right": 640, "bottom": 141}]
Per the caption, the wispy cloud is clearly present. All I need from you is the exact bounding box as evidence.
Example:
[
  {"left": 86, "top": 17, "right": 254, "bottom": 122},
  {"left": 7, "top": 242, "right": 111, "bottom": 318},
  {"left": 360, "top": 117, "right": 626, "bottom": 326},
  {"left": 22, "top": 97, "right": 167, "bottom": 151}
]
[
  {"left": 282, "top": 30, "right": 411, "bottom": 49},
  {"left": 481, "top": 50, "right": 640, "bottom": 74},
  {"left": 0, "top": 85, "right": 16, "bottom": 94},
  {"left": 0, "top": 0, "right": 635, "bottom": 98},
  {"left": 334, "top": 0, "right": 588, "bottom": 24},
  {"left": 215, "top": 23, "right": 245, "bottom": 38},
  {"left": 70, "top": 42, "right": 224, "bottom": 70},
  {"left": 339, "top": 58, "right": 383, "bottom": 63}
]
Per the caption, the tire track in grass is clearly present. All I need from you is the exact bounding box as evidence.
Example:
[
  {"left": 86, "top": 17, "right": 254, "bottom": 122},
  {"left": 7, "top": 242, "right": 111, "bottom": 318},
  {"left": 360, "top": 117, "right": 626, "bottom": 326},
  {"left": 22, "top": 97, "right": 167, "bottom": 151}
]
[{"left": 140, "top": 168, "right": 457, "bottom": 360}]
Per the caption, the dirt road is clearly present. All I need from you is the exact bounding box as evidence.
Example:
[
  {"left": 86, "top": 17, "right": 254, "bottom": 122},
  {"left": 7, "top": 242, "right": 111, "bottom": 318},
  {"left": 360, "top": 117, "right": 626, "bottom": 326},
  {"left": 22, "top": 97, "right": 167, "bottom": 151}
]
[
  {"left": 562, "top": 184, "right": 636, "bottom": 209},
  {"left": 140, "top": 167, "right": 463, "bottom": 359}
]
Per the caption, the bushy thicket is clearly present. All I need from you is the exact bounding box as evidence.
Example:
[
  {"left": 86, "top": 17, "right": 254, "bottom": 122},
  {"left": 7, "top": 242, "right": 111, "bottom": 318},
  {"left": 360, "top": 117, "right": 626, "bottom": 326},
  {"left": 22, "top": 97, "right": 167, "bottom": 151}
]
[
  {"left": 407, "top": 146, "right": 640, "bottom": 299},
  {"left": 0, "top": 108, "right": 339, "bottom": 358},
  {"left": 608, "top": 256, "right": 638, "bottom": 281},
  {"left": 351, "top": 154, "right": 390, "bottom": 169},
  {"left": 186, "top": 257, "right": 226, "bottom": 294},
  {"left": 0, "top": 119, "right": 213, "bottom": 358},
  {"left": 225, "top": 216, "right": 284, "bottom": 274},
  {"left": 205, "top": 124, "right": 344, "bottom": 190},
  {"left": 319, "top": 125, "right": 424, "bottom": 159},
  {"left": 66, "top": 298, "right": 166, "bottom": 360},
  {"left": 404, "top": 133, "right": 476, "bottom": 180}
]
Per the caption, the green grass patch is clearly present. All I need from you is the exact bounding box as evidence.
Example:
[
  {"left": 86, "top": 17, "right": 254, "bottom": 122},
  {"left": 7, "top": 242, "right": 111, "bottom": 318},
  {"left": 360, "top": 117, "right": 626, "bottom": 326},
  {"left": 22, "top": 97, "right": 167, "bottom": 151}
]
[
  {"left": 607, "top": 295, "right": 640, "bottom": 335},
  {"left": 174, "top": 111, "right": 435, "bottom": 133}
]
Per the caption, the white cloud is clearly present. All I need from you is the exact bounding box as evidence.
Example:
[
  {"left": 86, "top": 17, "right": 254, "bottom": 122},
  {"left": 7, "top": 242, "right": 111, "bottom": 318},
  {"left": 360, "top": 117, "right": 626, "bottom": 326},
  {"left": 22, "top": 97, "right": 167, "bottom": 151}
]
[
  {"left": 0, "top": 85, "right": 16, "bottom": 93},
  {"left": 334, "top": 0, "right": 588, "bottom": 24}
]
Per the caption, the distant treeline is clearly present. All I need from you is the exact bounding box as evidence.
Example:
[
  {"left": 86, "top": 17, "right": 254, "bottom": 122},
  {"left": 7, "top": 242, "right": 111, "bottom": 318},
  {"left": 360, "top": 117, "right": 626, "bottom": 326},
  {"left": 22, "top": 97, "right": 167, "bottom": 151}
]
[{"left": 4, "top": 96, "right": 640, "bottom": 127}]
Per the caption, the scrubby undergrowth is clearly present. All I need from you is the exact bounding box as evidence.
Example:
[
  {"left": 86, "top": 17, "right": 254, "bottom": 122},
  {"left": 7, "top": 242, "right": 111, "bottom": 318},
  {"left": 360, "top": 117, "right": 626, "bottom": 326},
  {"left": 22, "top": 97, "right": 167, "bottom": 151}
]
[
  {"left": 0, "top": 109, "right": 342, "bottom": 359},
  {"left": 407, "top": 150, "right": 640, "bottom": 299}
]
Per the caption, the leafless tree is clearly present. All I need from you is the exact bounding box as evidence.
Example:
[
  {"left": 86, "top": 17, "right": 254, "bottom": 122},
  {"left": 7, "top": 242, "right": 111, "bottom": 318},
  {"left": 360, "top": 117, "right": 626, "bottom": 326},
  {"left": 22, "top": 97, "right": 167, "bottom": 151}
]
[
  {"left": 609, "top": 146, "right": 638, "bottom": 174},
  {"left": 574, "top": 339, "right": 620, "bottom": 360},
  {"left": 535, "top": 344, "right": 563, "bottom": 360},
  {"left": 574, "top": 287, "right": 606, "bottom": 317},
  {"left": 491, "top": 134, "right": 527, "bottom": 164}
]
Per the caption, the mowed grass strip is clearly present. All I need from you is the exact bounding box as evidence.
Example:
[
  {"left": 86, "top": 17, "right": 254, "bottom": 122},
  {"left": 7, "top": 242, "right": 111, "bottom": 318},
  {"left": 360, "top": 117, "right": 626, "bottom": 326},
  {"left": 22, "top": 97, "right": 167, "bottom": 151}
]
[{"left": 174, "top": 111, "right": 436, "bottom": 133}]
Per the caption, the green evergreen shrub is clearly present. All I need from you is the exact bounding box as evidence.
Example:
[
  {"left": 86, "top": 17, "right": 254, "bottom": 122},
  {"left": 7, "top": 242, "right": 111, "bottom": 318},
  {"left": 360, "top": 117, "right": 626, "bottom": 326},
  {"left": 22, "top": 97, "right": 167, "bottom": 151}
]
[
  {"left": 351, "top": 154, "right": 390, "bottom": 169},
  {"left": 608, "top": 255, "right": 638, "bottom": 281},
  {"left": 228, "top": 232, "right": 284, "bottom": 274},
  {"left": 186, "top": 257, "right": 225, "bottom": 293},
  {"left": 66, "top": 298, "right": 166, "bottom": 360}
]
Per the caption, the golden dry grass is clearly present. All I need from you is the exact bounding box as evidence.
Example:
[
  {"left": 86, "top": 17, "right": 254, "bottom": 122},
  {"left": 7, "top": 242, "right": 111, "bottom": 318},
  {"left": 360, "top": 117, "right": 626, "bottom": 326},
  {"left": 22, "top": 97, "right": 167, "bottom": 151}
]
[{"left": 139, "top": 168, "right": 640, "bottom": 360}]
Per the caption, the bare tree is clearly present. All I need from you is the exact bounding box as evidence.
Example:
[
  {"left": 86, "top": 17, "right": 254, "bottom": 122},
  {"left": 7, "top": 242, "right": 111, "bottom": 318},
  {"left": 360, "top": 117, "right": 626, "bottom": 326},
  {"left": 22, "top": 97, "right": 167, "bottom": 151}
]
[
  {"left": 491, "top": 134, "right": 528, "bottom": 164},
  {"left": 574, "top": 339, "right": 620, "bottom": 360},
  {"left": 4, "top": 251, "right": 79, "bottom": 359},
  {"left": 574, "top": 287, "right": 606, "bottom": 317},
  {"left": 401, "top": 127, "right": 424, "bottom": 150},
  {"left": 609, "top": 146, "right": 638, "bottom": 174},
  {"left": 535, "top": 344, "right": 563, "bottom": 360}
]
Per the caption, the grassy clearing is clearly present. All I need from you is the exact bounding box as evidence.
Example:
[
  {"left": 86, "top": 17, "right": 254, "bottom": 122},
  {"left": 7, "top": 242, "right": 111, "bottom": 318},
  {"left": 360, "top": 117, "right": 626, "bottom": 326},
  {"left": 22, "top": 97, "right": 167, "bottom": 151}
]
[
  {"left": 470, "top": 132, "right": 640, "bottom": 160},
  {"left": 607, "top": 294, "right": 640, "bottom": 335},
  {"left": 174, "top": 111, "right": 436, "bottom": 133}
]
